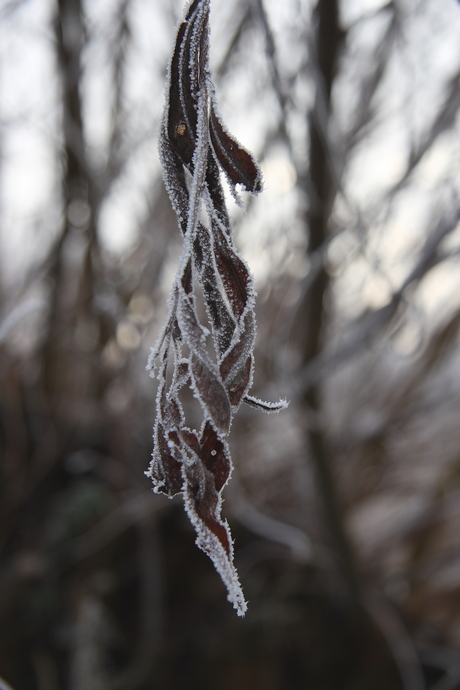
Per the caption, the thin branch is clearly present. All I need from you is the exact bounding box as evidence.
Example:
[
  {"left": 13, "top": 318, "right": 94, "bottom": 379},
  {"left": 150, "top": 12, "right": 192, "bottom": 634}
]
[
  {"left": 296, "top": 204, "right": 460, "bottom": 393},
  {"left": 365, "top": 589, "right": 426, "bottom": 690}
]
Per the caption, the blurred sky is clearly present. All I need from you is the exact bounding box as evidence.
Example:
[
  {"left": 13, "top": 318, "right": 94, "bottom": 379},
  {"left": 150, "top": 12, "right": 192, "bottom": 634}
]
[{"left": 1, "top": 0, "right": 460, "bottom": 323}]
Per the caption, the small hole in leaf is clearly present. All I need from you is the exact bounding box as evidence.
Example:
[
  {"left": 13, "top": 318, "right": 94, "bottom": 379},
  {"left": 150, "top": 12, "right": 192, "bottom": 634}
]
[{"left": 176, "top": 122, "right": 187, "bottom": 136}]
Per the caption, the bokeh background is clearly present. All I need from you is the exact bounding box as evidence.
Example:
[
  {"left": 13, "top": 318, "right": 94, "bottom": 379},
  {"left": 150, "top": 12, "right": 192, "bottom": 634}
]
[{"left": 1, "top": 0, "right": 460, "bottom": 688}]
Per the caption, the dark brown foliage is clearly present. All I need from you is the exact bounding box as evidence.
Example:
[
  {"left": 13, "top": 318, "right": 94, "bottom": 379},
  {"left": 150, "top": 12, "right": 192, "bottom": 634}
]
[{"left": 146, "top": 0, "right": 286, "bottom": 616}]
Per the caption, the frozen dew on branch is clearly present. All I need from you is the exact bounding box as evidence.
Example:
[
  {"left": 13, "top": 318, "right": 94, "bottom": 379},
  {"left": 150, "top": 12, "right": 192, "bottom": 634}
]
[{"left": 146, "top": 0, "right": 288, "bottom": 616}]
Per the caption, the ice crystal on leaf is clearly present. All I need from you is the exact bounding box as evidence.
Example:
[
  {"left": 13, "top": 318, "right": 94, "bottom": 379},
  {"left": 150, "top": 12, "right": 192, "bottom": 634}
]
[{"left": 146, "top": 0, "right": 288, "bottom": 616}]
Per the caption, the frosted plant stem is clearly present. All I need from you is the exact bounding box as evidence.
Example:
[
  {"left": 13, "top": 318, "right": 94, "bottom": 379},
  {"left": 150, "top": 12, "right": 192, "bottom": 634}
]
[{"left": 146, "top": 0, "right": 288, "bottom": 616}]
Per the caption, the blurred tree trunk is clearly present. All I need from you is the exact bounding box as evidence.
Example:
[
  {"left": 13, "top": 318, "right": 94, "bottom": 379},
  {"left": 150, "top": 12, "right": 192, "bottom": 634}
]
[
  {"left": 300, "top": 0, "right": 361, "bottom": 602},
  {"left": 43, "top": 0, "right": 101, "bottom": 403}
]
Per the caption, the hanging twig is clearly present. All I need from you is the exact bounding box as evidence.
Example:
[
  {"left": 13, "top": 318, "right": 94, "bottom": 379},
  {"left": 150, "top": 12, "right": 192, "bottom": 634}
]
[{"left": 145, "top": 0, "right": 287, "bottom": 616}]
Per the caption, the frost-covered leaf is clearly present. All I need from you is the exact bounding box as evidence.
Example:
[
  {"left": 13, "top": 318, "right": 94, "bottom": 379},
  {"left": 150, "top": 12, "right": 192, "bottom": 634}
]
[
  {"left": 212, "top": 230, "right": 253, "bottom": 317},
  {"left": 193, "top": 224, "right": 236, "bottom": 354},
  {"left": 220, "top": 311, "right": 255, "bottom": 381},
  {"left": 225, "top": 356, "right": 253, "bottom": 408},
  {"left": 152, "top": 423, "right": 184, "bottom": 497},
  {"left": 167, "top": 0, "right": 207, "bottom": 166},
  {"left": 210, "top": 98, "right": 263, "bottom": 194},
  {"left": 158, "top": 127, "right": 189, "bottom": 227},
  {"left": 146, "top": 0, "right": 287, "bottom": 617},
  {"left": 190, "top": 354, "right": 231, "bottom": 434},
  {"left": 200, "top": 421, "right": 230, "bottom": 492},
  {"left": 205, "top": 152, "right": 231, "bottom": 231}
]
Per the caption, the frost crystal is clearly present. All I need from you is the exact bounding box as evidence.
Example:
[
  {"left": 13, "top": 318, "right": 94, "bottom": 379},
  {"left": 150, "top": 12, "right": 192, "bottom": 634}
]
[{"left": 146, "top": 0, "right": 288, "bottom": 617}]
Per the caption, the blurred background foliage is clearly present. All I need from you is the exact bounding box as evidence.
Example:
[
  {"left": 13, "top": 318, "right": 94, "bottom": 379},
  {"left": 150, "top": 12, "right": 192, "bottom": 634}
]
[{"left": 1, "top": 0, "right": 460, "bottom": 688}]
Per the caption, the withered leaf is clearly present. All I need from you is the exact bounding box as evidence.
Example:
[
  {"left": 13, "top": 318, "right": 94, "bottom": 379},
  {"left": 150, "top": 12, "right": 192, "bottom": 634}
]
[
  {"left": 210, "top": 101, "right": 263, "bottom": 194},
  {"left": 194, "top": 224, "right": 236, "bottom": 354},
  {"left": 205, "top": 151, "right": 231, "bottom": 231},
  {"left": 181, "top": 427, "right": 200, "bottom": 454},
  {"left": 168, "top": 3, "right": 200, "bottom": 165},
  {"left": 181, "top": 258, "right": 193, "bottom": 295},
  {"left": 190, "top": 354, "right": 231, "bottom": 434},
  {"left": 154, "top": 423, "right": 183, "bottom": 497},
  {"left": 167, "top": 19, "right": 195, "bottom": 165},
  {"left": 225, "top": 355, "right": 253, "bottom": 408},
  {"left": 184, "top": 464, "right": 231, "bottom": 556},
  {"left": 200, "top": 421, "right": 230, "bottom": 492},
  {"left": 213, "top": 231, "right": 251, "bottom": 317},
  {"left": 219, "top": 311, "right": 255, "bottom": 381}
]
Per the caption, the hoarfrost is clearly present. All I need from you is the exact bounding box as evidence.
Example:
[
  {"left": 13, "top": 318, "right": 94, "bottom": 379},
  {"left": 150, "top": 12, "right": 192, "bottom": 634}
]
[{"left": 146, "top": 0, "right": 287, "bottom": 616}]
